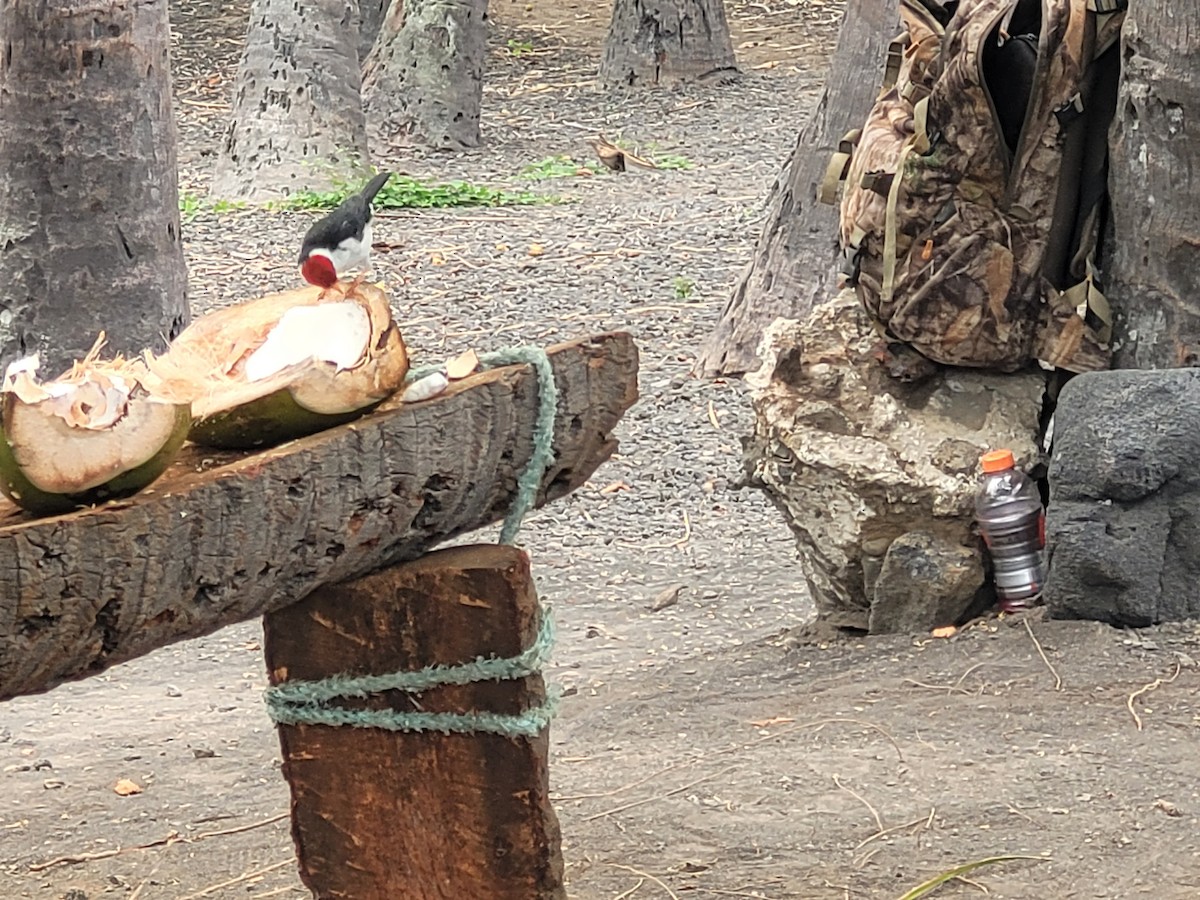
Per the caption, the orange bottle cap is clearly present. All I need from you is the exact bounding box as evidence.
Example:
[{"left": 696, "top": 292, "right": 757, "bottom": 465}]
[{"left": 981, "top": 449, "right": 1015, "bottom": 473}]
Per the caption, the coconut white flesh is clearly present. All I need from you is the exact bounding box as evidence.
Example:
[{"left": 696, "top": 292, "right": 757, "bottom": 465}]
[
  {"left": 146, "top": 283, "right": 409, "bottom": 421},
  {"left": 242, "top": 302, "right": 371, "bottom": 383},
  {"left": 288, "top": 320, "right": 409, "bottom": 415},
  {"left": 5, "top": 390, "right": 183, "bottom": 494}
]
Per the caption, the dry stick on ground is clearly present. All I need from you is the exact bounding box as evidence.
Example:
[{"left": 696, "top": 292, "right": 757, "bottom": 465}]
[
  {"left": 1023, "top": 620, "right": 1063, "bottom": 691},
  {"left": 903, "top": 678, "right": 974, "bottom": 695},
  {"left": 1126, "top": 662, "right": 1183, "bottom": 731},
  {"left": 853, "top": 809, "right": 937, "bottom": 852},
  {"left": 833, "top": 774, "right": 885, "bottom": 835},
  {"left": 578, "top": 717, "right": 905, "bottom": 819},
  {"left": 692, "top": 888, "right": 784, "bottom": 899},
  {"left": 176, "top": 859, "right": 294, "bottom": 900},
  {"left": 26, "top": 812, "right": 289, "bottom": 872},
  {"left": 613, "top": 879, "right": 645, "bottom": 899},
  {"left": 954, "top": 661, "right": 988, "bottom": 690},
  {"left": 585, "top": 770, "right": 729, "bottom": 821},
  {"left": 607, "top": 864, "right": 680, "bottom": 900}
]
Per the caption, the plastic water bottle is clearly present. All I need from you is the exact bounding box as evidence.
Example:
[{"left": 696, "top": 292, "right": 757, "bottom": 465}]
[{"left": 975, "top": 449, "right": 1046, "bottom": 612}]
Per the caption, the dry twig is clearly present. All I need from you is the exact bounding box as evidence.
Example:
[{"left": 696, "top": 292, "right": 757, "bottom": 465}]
[
  {"left": 586, "top": 770, "right": 727, "bottom": 821},
  {"left": 27, "top": 812, "right": 289, "bottom": 872},
  {"left": 833, "top": 774, "right": 884, "bottom": 834},
  {"left": 607, "top": 863, "right": 679, "bottom": 900},
  {"left": 178, "top": 859, "right": 293, "bottom": 900},
  {"left": 1023, "top": 619, "right": 1062, "bottom": 690},
  {"left": 1126, "top": 662, "right": 1182, "bottom": 731}
]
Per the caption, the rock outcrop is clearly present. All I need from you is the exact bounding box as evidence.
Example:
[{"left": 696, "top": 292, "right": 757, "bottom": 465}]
[
  {"left": 1045, "top": 369, "right": 1200, "bottom": 626},
  {"left": 745, "top": 290, "right": 1045, "bottom": 633}
]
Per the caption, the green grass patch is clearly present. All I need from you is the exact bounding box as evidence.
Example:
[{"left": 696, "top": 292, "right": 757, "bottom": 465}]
[
  {"left": 179, "top": 191, "right": 248, "bottom": 223},
  {"left": 673, "top": 276, "right": 695, "bottom": 299},
  {"left": 506, "top": 38, "right": 535, "bottom": 57},
  {"left": 274, "top": 175, "right": 544, "bottom": 212},
  {"left": 521, "top": 155, "right": 603, "bottom": 180},
  {"left": 650, "top": 153, "right": 694, "bottom": 170}
]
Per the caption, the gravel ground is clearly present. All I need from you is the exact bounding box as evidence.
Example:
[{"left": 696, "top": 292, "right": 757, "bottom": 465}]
[
  {"left": 6, "top": 6, "right": 1200, "bottom": 900},
  {"left": 168, "top": 0, "right": 840, "bottom": 671}
]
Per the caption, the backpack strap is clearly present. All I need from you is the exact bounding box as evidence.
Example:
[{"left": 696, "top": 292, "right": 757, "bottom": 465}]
[
  {"left": 879, "top": 96, "right": 933, "bottom": 302},
  {"left": 818, "top": 128, "right": 864, "bottom": 205},
  {"left": 1036, "top": 0, "right": 1124, "bottom": 373}
]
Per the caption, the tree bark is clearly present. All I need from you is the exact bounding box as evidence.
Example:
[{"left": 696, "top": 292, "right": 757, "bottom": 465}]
[
  {"left": 600, "top": 0, "right": 738, "bottom": 87},
  {"left": 265, "top": 545, "right": 565, "bottom": 900},
  {"left": 0, "top": 0, "right": 189, "bottom": 377},
  {"left": 692, "top": 0, "right": 899, "bottom": 378},
  {"left": 1108, "top": 3, "right": 1200, "bottom": 369},
  {"left": 362, "top": 0, "right": 489, "bottom": 149},
  {"left": 0, "top": 332, "right": 639, "bottom": 701},
  {"left": 211, "top": 0, "right": 371, "bottom": 200},
  {"left": 357, "top": 0, "right": 393, "bottom": 64}
]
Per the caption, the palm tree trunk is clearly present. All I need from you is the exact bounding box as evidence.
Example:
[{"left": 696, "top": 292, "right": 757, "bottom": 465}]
[
  {"left": 600, "top": 0, "right": 738, "bottom": 87},
  {"left": 693, "top": 0, "right": 899, "bottom": 378},
  {"left": 361, "top": 0, "right": 489, "bottom": 149},
  {"left": 211, "top": 0, "right": 371, "bottom": 200},
  {"left": 0, "top": 0, "right": 189, "bottom": 375},
  {"left": 1108, "top": 1, "right": 1200, "bottom": 368}
]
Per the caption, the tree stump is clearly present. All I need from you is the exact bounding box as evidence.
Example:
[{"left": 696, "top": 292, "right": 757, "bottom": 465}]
[{"left": 263, "top": 544, "right": 565, "bottom": 900}]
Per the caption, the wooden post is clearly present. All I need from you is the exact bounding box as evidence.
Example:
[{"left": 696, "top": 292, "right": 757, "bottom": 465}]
[{"left": 263, "top": 544, "right": 566, "bottom": 900}]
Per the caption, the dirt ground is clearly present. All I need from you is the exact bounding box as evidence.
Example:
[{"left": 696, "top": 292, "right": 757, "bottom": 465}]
[{"left": 3, "top": 1, "right": 1200, "bottom": 898}]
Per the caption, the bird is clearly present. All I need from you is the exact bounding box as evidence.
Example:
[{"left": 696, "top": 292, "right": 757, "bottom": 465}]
[{"left": 297, "top": 171, "right": 392, "bottom": 289}]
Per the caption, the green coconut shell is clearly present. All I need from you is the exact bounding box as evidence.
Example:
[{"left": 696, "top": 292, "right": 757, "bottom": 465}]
[
  {"left": 0, "top": 403, "right": 192, "bottom": 517},
  {"left": 187, "top": 387, "right": 383, "bottom": 450}
]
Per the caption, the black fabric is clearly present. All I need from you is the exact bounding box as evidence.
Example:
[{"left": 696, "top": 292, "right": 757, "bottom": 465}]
[{"left": 983, "top": 32, "right": 1039, "bottom": 155}]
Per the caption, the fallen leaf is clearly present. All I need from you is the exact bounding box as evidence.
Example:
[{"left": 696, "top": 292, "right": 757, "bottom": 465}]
[
  {"left": 445, "top": 348, "right": 480, "bottom": 381},
  {"left": 749, "top": 716, "right": 795, "bottom": 728},
  {"left": 648, "top": 584, "right": 684, "bottom": 612},
  {"left": 528, "top": 243, "right": 545, "bottom": 257},
  {"left": 931, "top": 625, "right": 958, "bottom": 639},
  {"left": 113, "top": 778, "right": 143, "bottom": 796}
]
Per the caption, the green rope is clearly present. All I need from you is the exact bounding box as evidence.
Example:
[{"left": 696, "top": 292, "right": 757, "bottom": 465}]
[
  {"left": 264, "top": 610, "right": 557, "bottom": 737},
  {"left": 404, "top": 345, "right": 559, "bottom": 546},
  {"left": 262, "top": 345, "right": 561, "bottom": 735}
]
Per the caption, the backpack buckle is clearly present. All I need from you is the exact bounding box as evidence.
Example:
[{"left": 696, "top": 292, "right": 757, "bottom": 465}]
[
  {"left": 1053, "top": 92, "right": 1086, "bottom": 127},
  {"left": 839, "top": 244, "right": 864, "bottom": 285}
]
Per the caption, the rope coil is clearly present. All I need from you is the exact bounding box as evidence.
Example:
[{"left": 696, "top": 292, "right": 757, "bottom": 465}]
[{"left": 263, "top": 346, "right": 560, "bottom": 736}]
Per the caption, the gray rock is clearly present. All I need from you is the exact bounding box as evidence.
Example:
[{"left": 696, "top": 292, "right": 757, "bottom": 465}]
[
  {"left": 746, "top": 290, "right": 1044, "bottom": 632},
  {"left": 1045, "top": 369, "right": 1200, "bottom": 626},
  {"left": 868, "top": 531, "right": 986, "bottom": 634}
]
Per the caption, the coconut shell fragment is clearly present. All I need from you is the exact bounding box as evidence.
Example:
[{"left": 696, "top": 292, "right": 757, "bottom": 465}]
[
  {"left": 0, "top": 339, "right": 192, "bottom": 516},
  {"left": 147, "top": 281, "right": 409, "bottom": 450}
]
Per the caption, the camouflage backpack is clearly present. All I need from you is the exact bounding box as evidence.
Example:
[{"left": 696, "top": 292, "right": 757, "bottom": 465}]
[{"left": 819, "top": 0, "right": 1127, "bottom": 373}]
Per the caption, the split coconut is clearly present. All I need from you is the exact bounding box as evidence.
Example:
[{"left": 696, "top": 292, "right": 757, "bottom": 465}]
[
  {"left": 0, "top": 338, "right": 192, "bottom": 516},
  {"left": 147, "top": 281, "right": 409, "bottom": 450}
]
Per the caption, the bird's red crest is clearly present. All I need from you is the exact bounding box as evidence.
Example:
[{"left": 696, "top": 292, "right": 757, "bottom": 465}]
[{"left": 300, "top": 255, "right": 338, "bottom": 289}]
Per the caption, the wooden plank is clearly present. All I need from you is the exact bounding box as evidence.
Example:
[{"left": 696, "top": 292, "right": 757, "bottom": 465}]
[
  {"left": 0, "top": 332, "right": 638, "bottom": 701},
  {"left": 263, "top": 544, "right": 565, "bottom": 900}
]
